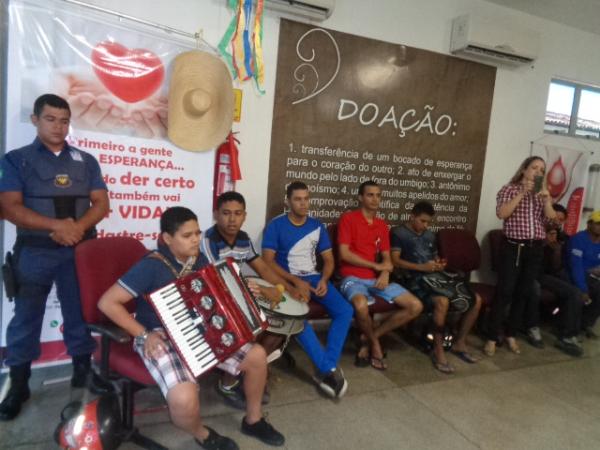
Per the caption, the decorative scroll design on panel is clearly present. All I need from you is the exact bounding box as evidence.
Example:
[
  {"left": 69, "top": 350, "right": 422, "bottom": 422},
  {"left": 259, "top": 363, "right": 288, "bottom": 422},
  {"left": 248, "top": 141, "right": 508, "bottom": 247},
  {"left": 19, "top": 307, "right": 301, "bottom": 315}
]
[{"left": 292, "top": 28, "right": 340, "bottom": 105}]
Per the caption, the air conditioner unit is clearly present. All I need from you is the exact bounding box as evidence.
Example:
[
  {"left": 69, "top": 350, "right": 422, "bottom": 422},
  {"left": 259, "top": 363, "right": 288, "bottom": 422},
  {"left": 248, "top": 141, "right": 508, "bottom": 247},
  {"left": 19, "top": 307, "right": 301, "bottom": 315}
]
[
  {"left": 450, "top": 14, "right": 540, "bottom": 66},
  {"left": 265, "top": 0, "right": 335, "bottom": 22}
]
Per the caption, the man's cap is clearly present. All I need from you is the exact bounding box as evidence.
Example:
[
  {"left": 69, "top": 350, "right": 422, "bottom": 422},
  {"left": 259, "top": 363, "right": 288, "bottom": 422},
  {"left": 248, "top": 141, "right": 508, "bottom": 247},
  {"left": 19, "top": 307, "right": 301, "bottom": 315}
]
[{"left": 590, "top": 211, "right": 600, "bottom": 223}]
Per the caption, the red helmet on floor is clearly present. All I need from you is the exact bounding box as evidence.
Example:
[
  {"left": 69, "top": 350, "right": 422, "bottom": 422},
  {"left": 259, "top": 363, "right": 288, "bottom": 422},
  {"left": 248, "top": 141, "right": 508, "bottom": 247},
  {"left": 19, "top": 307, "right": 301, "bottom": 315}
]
[{"left": 54, "top": 394, "right": 122, "bottom": 450}]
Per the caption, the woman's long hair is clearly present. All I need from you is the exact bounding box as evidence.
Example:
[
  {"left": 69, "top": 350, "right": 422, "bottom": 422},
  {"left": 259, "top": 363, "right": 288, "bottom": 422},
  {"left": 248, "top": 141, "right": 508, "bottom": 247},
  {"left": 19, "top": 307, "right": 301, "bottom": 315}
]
[{"left": 509, "top": 156, "right": 545, "bottom": 184}]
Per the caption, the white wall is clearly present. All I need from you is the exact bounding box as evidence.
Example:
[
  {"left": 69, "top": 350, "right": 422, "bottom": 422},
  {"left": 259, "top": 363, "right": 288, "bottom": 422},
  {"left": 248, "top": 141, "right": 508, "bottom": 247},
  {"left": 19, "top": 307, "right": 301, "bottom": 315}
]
[{"left": 77, "top": 0, "right": 600, "bottom": 281}]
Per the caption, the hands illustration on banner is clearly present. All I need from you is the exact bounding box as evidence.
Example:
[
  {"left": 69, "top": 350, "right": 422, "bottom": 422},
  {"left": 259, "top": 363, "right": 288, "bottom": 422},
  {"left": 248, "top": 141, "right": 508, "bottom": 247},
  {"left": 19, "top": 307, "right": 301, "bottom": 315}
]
[
  {"left": 128, "top": 96, "right": 168, "bottom": 139},
  {"left": 56, "top": 73, "right": 168, "bottom": 139},
  {"left": 53, "top": 41, "right": 168, "bottom": 138}
]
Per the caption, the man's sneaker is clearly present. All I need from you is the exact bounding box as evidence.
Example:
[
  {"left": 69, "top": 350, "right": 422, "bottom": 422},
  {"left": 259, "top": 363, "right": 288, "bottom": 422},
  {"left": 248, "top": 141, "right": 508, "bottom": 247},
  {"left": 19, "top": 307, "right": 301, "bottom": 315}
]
[
  {"left": 313, "top": 367, "right": 348, "bottom": 398},
  {"left": 241, "top": 417, "right": 285, "bottom": 446},
  {"left": 526, "top": 327, "right": 545, "bottom": 349},
  {"left": 195, "top": 426, "right": 239, "bottom": 450},
  {"left": 216, "top": 378, "right": 246, "bottom": 410},
  {"left": 555, "top": 337, "right": 584, "bottom": 357}
]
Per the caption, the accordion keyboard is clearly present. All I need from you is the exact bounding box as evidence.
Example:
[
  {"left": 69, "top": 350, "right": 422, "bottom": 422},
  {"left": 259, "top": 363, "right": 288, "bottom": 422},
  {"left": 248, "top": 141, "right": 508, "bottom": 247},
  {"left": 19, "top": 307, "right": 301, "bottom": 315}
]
[{"left": 150, "top": 283, "right": 218, "bottom": 377}]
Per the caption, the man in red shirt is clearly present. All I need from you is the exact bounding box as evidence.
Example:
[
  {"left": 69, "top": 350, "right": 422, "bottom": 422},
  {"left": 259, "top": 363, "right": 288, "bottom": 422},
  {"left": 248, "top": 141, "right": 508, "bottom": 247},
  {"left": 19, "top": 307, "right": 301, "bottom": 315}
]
[{"left": 337, "top": 181, "right": 422, "bottom": 370}]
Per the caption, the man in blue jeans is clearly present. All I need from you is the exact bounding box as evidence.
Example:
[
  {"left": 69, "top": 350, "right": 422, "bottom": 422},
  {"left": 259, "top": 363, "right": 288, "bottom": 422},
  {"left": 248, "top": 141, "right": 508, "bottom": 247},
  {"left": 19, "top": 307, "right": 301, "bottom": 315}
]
[{"left": 262, "top": 181, "right": 353, "bottom": 398}]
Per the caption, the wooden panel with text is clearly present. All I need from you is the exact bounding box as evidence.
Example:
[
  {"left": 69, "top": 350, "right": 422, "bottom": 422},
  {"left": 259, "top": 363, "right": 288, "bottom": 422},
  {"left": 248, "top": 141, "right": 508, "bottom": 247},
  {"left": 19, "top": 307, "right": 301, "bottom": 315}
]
[{"left": 266, "top": 20, "right": 496, "bottom": 231}]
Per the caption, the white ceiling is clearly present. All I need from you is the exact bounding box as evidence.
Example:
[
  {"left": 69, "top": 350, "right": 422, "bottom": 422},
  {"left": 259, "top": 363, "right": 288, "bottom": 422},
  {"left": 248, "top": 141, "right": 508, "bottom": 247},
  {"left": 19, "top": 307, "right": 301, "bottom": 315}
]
[{"left": 483, "top": 0, "right": 600, "bottom": 35}]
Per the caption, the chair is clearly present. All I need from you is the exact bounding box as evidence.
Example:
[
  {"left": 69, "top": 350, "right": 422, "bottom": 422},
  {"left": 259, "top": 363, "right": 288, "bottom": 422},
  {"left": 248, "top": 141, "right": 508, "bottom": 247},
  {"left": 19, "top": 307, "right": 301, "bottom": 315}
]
[
  {"left": 487, "top": 229, "right": 505, "bottom": 273},
  {"left": 437, "top": 228, "right": 495, "bottom": 310},
  {"left": 75, "top": 237, "right": 167, "bottom": 450}
]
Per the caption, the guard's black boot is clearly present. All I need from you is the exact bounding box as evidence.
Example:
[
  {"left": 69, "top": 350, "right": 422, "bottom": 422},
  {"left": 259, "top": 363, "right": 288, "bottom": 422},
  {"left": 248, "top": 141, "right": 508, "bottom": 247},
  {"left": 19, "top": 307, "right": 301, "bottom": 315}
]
[
  {"left": 71, "top": 354, "right": 113, "bottom": 394},
  {"left": 71, "top": 354, "right": 91, "bottom": 388},
  {"left": 0, "top": 363, "right": 31, "bottom": 421}
]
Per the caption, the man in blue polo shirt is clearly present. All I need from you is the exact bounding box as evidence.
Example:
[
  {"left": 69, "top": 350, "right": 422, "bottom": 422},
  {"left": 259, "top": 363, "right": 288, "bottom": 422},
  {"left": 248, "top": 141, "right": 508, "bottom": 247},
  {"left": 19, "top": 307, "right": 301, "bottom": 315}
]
[
  {"left": 0, "top": 94, "right": 110, "bottom": 421},
  {"left": 98, "top": 207, "right": 284, "bottom": 449},
  {"left": 262, "top": 182, "right": 353, "bottom": 398}
]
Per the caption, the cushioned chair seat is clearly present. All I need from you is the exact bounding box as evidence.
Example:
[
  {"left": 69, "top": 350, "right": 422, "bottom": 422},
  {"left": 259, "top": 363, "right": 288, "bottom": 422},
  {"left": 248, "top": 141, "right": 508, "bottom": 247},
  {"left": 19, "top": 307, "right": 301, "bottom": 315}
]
[
  {"left": 438, "top": 228, "right": 495, "bottom": 314},
  {"left": 307, "top": 295, "right": 397, "bottom": 320},
  {"left": 470, "top": 282, "right": 496, "bottom": 308},
  {"left": 308, "top": 300, "right": 328, "bottom": 319}
]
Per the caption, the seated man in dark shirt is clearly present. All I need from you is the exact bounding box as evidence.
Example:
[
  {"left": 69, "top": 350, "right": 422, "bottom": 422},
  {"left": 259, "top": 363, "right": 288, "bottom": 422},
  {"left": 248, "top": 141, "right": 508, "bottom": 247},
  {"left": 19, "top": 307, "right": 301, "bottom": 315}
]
[
  {"left": 390, "top": 201, "right": 482, "bottom": 374},
  {"left": 539, "top": 223, "right": 584, "bottom": 356},
  {"left": 98, "top": 207, "right": 284, "bottom": 450}
]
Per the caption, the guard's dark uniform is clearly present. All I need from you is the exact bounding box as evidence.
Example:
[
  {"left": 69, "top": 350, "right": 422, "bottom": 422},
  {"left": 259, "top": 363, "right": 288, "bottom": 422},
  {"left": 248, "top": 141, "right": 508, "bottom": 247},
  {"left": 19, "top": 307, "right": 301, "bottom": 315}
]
[{"left": 0, "top": 137, "right": 107, "bottom": 366}]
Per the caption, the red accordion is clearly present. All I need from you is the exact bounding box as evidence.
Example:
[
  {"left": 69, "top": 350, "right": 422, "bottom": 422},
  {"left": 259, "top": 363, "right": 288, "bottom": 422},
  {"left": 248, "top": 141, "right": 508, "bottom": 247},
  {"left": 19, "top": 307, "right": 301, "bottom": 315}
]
[{"left": 148, "top": 259, "right": 267, "bottom": 378}]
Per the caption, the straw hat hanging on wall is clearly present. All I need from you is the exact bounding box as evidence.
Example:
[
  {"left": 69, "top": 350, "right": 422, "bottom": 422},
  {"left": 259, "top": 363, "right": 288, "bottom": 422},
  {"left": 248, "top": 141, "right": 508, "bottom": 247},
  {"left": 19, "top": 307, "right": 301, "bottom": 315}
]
[{"left": 168, "top": 51, "right": 234, "bottom": 152}]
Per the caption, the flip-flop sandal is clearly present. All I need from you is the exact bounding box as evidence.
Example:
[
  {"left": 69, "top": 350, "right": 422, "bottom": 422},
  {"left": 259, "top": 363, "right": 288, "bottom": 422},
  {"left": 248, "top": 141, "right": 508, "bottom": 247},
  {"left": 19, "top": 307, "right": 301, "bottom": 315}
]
[
  {"left": 431, "top": 353, "right": 455, "bottom": 374},
  {"left": 354, "top": 346, "right": 370, "bottom": 367},
  {"left": 450, "top": 350, "right": 479, "bottom": 364},
  {"left": 370, "top": 356, "right": 387, "bottom": 371}
]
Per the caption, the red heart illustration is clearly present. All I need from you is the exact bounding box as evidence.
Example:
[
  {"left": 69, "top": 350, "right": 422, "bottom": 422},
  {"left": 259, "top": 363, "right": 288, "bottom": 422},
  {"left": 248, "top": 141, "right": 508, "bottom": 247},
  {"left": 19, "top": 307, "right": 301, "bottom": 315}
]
[{"left": 91, "top": 41, "right": 165, "bottom": 103}]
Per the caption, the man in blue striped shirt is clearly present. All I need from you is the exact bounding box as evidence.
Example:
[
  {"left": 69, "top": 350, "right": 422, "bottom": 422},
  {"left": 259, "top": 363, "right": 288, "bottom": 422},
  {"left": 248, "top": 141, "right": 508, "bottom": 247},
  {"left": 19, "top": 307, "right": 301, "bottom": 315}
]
[{"left": 201, "top": 192, "right": 303, "bottom": 408}]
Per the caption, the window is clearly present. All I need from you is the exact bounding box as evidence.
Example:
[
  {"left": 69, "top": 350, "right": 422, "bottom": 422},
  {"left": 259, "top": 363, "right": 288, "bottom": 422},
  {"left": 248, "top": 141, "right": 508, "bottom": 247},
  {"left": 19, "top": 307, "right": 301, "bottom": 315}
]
[{"left": 544, "top": 79, "right": 600, "bottom": 139}]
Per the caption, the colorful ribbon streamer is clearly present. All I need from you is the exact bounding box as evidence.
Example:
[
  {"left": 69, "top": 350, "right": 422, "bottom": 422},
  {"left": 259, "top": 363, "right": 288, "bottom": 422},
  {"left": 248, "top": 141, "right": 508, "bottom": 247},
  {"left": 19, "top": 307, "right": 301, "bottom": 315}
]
[
  {"left": 253, "top": 0, "right": 265, "bottom": 93},
  {"left": 218, "top": 0, "right": 265, "bottom": 93},
  {"left": 217, "top": 0, "right": 239, "bottom": 78},
  {"left": 231, "top": 0, "right": 249, "bottom": 80},
  {"left": 242, "top": 0, "right": 254, "bottom": 79}
]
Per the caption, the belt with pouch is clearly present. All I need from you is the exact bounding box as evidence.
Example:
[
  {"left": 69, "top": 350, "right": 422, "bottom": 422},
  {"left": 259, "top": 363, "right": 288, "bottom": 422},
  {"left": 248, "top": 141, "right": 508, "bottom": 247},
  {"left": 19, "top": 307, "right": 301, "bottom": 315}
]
[{"left": 505, "top": 237, "right": 544, "bottom": 247}]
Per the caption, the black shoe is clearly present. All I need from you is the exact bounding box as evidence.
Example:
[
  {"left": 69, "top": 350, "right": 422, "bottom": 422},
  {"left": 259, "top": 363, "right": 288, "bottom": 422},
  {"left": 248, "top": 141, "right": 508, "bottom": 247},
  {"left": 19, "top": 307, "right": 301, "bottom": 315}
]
[
  {"left": 313, "top": 368, "right": 348, "bottom": 398},
  {"left": 0, "top": 386, "right": 30, "bottom": 421},
  {"left": 555, "top": 337, "right": 584, "bottom": 357},
  {"left": 71, "top": 354, "right": 113, "bottom": 394},
  {"left": 241, "top": 417, "right": 285, "bottom": 446},
  {"left": 71, "top": 354, "right": 92, "bottom": 388},
  {"left": 195, "top": 427, "right": 239, "bottom": 450}
]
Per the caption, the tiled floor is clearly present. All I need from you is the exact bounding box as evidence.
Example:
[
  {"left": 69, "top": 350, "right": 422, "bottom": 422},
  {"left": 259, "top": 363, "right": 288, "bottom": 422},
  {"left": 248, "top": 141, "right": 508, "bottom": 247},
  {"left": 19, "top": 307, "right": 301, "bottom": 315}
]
[{"left": 2, "top": 325, "right": 600, "bottom": 450}]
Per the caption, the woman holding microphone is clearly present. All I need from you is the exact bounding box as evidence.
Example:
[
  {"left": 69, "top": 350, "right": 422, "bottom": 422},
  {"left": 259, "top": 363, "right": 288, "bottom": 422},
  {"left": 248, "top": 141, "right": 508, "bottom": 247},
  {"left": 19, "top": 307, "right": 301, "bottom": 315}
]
[{"left": 484, "top": 156, "right": 556, "bottom": 356}]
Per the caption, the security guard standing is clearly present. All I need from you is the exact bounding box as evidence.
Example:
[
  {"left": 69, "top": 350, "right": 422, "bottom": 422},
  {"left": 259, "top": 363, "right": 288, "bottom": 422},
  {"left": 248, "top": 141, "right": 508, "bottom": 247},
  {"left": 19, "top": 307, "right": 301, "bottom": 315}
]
[{"left": 0, "top": 94, "right": 110, "bottom": 421}]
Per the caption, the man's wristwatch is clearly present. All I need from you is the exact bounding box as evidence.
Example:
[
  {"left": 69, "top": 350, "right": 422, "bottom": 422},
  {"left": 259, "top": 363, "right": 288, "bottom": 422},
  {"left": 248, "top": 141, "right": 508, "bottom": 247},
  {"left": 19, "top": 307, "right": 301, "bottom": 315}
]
[{"left": 134, "top": 329, "right": 150, "bottom": 346}]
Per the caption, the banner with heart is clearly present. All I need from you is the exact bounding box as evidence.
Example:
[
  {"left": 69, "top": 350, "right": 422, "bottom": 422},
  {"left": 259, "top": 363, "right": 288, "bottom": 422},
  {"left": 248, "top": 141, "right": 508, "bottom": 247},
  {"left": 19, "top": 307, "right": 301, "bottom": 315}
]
[
  {"left": 91, "top": 41, "right": 165, "bottom": 103},
  {"left": 4, "top": 0, "right": 215, "bottom": 366}
]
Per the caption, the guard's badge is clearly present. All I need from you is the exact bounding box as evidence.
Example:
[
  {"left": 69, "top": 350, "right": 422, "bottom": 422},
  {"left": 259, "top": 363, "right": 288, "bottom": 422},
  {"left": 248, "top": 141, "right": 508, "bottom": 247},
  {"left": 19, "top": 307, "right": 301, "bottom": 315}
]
[{"left": 54, "top": 174, "right": 72, "bottom": 188}]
